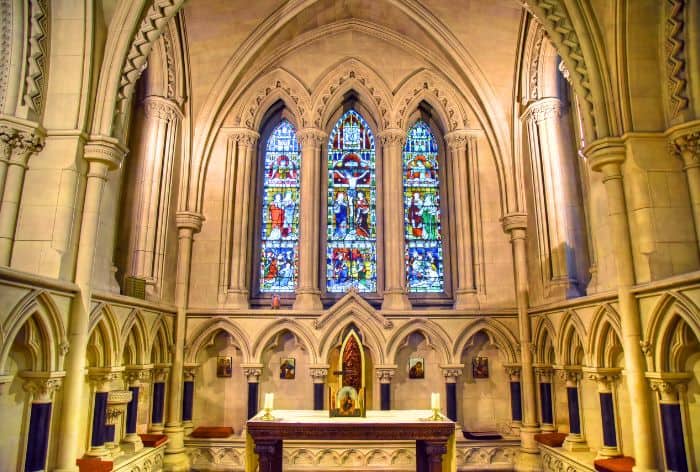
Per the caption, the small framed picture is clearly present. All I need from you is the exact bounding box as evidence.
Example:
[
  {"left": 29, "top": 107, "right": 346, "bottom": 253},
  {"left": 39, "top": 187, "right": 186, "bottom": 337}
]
[
  {"left": 472, "top": 356, "right": 489, "bottom": 379},
  {"left": 408, "top": 357, "right": 425, "bottom": 379},
  {"left": 280, "top": 357, "right": 295, "bottom": 379},
  {"left": 217, "top": 356, "right": 233, "bottom": 378}
]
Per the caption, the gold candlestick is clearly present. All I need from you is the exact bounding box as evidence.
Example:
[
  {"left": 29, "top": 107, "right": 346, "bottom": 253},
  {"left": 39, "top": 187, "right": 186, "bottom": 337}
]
[
  {"left": 428, "top": 408, "right": 442, "bottom": 421},
  {"left": 260, "top": 407, "right": 275, "bottom": 421}
]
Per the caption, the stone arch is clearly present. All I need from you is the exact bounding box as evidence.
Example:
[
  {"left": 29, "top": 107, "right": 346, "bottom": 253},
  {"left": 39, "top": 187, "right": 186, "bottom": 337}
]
[
  {"left": 386, "top": 319, "right": 452, "bottom": 365},
  {"left": 587, "top": 304, "right": 623, "bottom": 368},
  {"left": 319, "top": 318, "right": 386, "bottom": 366},
  {"left": 558, "top": 310, "right": 587, "bottom": 365},
  {"left": 645, "top": 292, "right": 700, "bottom": 372},
  {"left": 0, "top": 290, "right": 67, "bottom": 374},
  {"left": 533, "top": 316, "right": 558, "bottom": 364},
  {"left": 452, "top": 318, "right": 518, "bottom": 363},
  {"left": 87, "top": 303, "right": 121, "bottom": 368},
  {"left": 252, "top": 318, "right": 319, "bottom": 364},
  {"left": 119, "top": 309, "right": 149, "bottom": 366},
  {"left": 148, "top": 314, "right": 173, "bottom": 364},
  {"left": 186, "top": 317, "right": 252, "bottom": 363}
]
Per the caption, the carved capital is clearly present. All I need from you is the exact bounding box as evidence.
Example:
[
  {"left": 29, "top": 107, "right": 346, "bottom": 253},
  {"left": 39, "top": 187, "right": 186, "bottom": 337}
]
[
  {"left": 228, "top": 128, "right": 259, "bottom": 147},
  {"left": 556, "top": 366, "right": 582, "bottom": 386},
  {"left": 296, "top": 128, "right": 327, "bottom": 147},
  {"left": 22, "top": 371, "right": 64, "bottom": 403},
  {"left": 503, "top": 364, "right": 521, "bottom": 381},
  {"left": 10, "top": 130, "right": 44, "bottom": 164},
  {"left": 375, "top": 366, "right": 397, "bottom": 384},
  {"left": 534, "top": 365, "right": 554, "bottom": 383},
  {"left": 176, "top": 211, "right": 204, "bottom": 233},
  {"left": 152, "top": 366, "right": 170, "bottom": 383},
  {"left": 143, "top": 95, "right": 182, "bottom": 123},
  {"left": 88, "top": 368, "right": 122, "bottom": 392},
  {"left": 583, "top": 138, "right": 625, "bottom": 175},
  {"left": 0, "top": 126, "right": 15, "bottom": 161},
  {"left": 242, "top": 364, "right": 263, "bottom": 383},
  {"left": 646, "top": 372, "right": 691, "bottom": 403},
  {"left": 84, "top": 136, "right": 127, "bottom": 171},
  {"left": 124, "top": 366, "right": 152, "bottom": 386},
  {"left": 671, "top": 131, "right": 700, "bottom": 169},
  {"left": 523, "top": 98, "right": 562, "bottom": 124},
  {"left": 444, "top": 130, "right": 471, "bottom": 150},
  {"left": 379, "top": 128, "right": 406, "bottom": 147},
  {"left": 184, "top": 364, "right": 199, "bottom": 382},
  {"left": 440, "top": 365, "right": 463, "bottom": 383},
  {"left": 501, "top": 213, "right": 528, "bottom": 235},
  {"left": 558, "top": 61, "right": 571, "bottom": 84},
  {"left": 309, "top": 367, "right": 329, "bottom": 383},
  {"left": 583, "top": 367, "right": 620, "bottom": 393}
]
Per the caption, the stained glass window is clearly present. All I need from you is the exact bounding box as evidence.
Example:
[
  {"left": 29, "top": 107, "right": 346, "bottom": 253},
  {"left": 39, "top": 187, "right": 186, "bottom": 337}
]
[
  {"left": 326, "top": 110, "right": 377, "bottom": 293},
  {"left": 259, "top": 120, "right": 300, "bottom": 292},
  {"left": 403, "top": 121, "right": 445, "bottom": 292}
]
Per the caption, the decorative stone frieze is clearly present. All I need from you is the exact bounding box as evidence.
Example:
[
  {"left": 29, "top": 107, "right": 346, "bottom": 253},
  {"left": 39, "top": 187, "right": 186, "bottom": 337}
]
[
  {"left": 665, "top": 0, "right": 689, "bottom": 119},
  {"left": 534, "top": 365, "right": 554, "bottom": 383}
]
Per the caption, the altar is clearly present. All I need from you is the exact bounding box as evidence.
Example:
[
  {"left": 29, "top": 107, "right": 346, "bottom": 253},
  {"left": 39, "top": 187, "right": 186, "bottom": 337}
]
[{"left": 245, "top": 410, "right": 456, "bottom": 472}]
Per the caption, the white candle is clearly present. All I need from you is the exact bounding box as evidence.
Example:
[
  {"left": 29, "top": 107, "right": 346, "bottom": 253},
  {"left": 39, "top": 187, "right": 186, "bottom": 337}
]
[
  {"left": 431, "top": 392, "right": 440, "bottom": 410},
  {"left": 264, "top": 393, "right": 274, "bottom": 410}
]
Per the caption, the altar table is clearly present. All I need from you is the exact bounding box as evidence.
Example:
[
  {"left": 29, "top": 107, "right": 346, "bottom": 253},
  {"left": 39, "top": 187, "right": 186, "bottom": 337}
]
[{"left": 245, "top": 410, "right": 456, "bottom": 472}]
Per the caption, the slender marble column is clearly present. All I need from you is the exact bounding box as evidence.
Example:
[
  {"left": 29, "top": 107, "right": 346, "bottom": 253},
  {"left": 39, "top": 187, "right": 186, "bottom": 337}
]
[
  {"left": 0, "top": 128, "right": 43, "bottom": 265},
  {"left": 85, "top": 370, "right": 119, "bottom": 458},
  {"left": 587, "top": 139, "right": 658, "bottom": 470},
  {"left": 375, "top": 366, "right": 396, "bottom": 411},
  {"left": 150, "top": 367, "right": 169, "bottom": 433},
  {"left": 444, "top": 131, "right": 477, "bottom": 308},
  {"left": 648, "top": 373, "right": 691, "bottom": 472},
  {"left": 122, "top": 367, "right": 151, "bottom": 452},
  {"left": 243, "top": 365, "right": 263, "bottom": 419},
  {"left": 0, "top": 127, "right": 15, "bottom": 202},
  {"left": 586, "top": 369, "right": 622, "bottom": 458},
  {"left": 441, "top": 366, "right": 462, "bottom": 422},
  {"left": 502, "top": 214, "right": 540, "bottom": 461},
  {"left": 309, "top": 366, "right": 329, "bottom": 410},
  {"left": 22, "top": 372, "right": 63, "bottom": 472},
  {"left": 227, "top": 130, "right": 259, "bottom": 309},
  {"left": 182, "top": 365, "right": 198, "bottom": 434},
  {"left": 535, "top": 366, "right": 555, "bottom": 432},
  {"left": 559, "top": 367, "right": 588, "bottom": 451},
  {"left": 294, "top": 129, "right": 326, "bottom": 310},
  {"left": 380, "top": 129, "right": 411, "bottom": 310},
  {"left": 504, "top": 365, "right": 522, "bottom": 432},
  {"left": 55, "top": 138, "right": 125, "bottom": 472},
  {"left": 671, "top": 129, "right": 700, "bottom": 246}
]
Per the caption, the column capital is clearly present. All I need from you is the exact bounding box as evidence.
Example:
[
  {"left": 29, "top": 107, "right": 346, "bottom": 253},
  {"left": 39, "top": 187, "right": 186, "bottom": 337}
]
[
  {"left": 9, "top": 129, "right": 44, "bottom": 164},
  {"left": 175, "top": 211, "right": 204, "bottom": 233},
  {"left": 309, "top": 365, "right": 329, "bottom": 383},
  {"left": 440, "top": 364, "right": 463, "bottom": 383},
  {"left": 521, "top": 97, "right": 562, "bottom": 124},
  {"left": 296, "top": 128, "right": 327, "bottom": 147},
  {"left": 670, "top": 128, "right": 700, "bottom": 170},
  {"left": 152, "top": 365, "right": 170, "bottom": 383},
  {"left": 533, "top": 365, "right": 554, "bottom": 382},
  {"left": 378, "top": 128, "right": 406, "bottom": 147},
  {"left": 184, "top": 364, "right": 199, "bottom": 382},
  {"left": 124, "top": 365, "right": 153, "bottom": 386},
  {"left": 556, "top": 365, "right": 583, "bottom": 385},
  {"left": 583, "top": 137, "right": 625, "bottom": 175},
  {"left": 143, "top": 95, "right": 183, "bottom": 122},
  {"left": 501, "top": 212, "right": 527, "bottom": 235},
  {"left": 84, "top": 135, "right": 128, "bottom": 171},
  {"left": 227, "top": 128, "right": 259, "bottom": 147},
  {"left": 241, "top": 363, "right": 264, "bottom": 383},
  {"left": 583, "top": 367, "right": 620, "bottom": 392},
  {"left": 443, "top": 130, "right": 472, "bottom": 149},
  {"left": 646, "top": 372, "right": 691, "bottom": 402},
  {"left": 503, "top": 363, "right": 521, "bottom": 381},
  {"left": 375, "top": 365, "right": 398, "bottom": 384},
  {"left": 21, "top": 371, "right": 65, "bottom": 402},
  {"left": 88, "top": 367, "right": 123, "bottom": 392}
]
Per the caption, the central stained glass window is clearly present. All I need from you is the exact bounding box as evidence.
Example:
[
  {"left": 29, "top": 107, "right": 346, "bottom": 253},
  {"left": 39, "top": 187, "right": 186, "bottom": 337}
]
[
  {"left": 326, "top": 110, "right": 377, "bottom": 293},
  {"left": 259, "top": 120, "right": 300, "bottom": 292},
  {"left": 404, "top": 121, "right": 445, "bottom": 292}
]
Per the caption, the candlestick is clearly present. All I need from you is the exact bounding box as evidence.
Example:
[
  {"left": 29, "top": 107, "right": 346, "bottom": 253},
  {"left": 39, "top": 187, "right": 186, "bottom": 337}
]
[
  {"left": 431, "top": 392, "right": 440, "bottom": 410},
  {"left": 261, "top": 393, "right": 275, "bottom": 421}
]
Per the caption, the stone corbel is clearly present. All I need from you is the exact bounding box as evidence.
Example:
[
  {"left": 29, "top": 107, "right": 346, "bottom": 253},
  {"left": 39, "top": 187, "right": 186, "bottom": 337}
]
[{"left": 21, "top": 371, "right": 65, "bottom": 403}]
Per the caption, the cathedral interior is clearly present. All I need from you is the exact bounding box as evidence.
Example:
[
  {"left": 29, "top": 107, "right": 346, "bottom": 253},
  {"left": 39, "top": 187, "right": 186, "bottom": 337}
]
[{"left": 0, "top": 0, "right": 699, "bottom": 471}]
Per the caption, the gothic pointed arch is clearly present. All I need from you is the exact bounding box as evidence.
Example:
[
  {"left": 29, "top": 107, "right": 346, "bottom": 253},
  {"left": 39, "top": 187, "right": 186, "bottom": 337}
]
[
  {"left": 452, "top": 318, "right": 518, "bottom": 363},
  {"left": 533, "top": 316, "right": 558, "bottom": 364},
  {"left": 87, "top": 304, "right": 121, "bottom": 368},
  {"left": 645, "top": 292, "right": 700, "bottom": 372},
  {"left": 120, "top": 309, "right": 149, "bottom": 366},
  {"left": 148, "top": 314, "right": 173, "bottom": 364},
  {"left": 252, "top": 318, "right": 319, "bottom": 364},
  {"left": 587, "top": 304, "right": 623, "bottom": 368},
  {"left": 558, "top": 310, "right": 587, "bottom": 365},
  {"left": 385, "top": 319, "right": 452, "bottom": 365},
  {"left": 185, "top": 317, "right": 252, "bottom": 363}
]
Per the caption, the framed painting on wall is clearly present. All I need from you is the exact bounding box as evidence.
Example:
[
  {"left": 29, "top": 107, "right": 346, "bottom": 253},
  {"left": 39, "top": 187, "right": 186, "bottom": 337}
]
[
  {"left": 280, "top": 357, "right": 295, "bottom": 379},
  {"left": 472, "top": 356, "right": 488, "bottom": 379},
  {"left": 217, "top": 356, "right": 233, "bottom": 377},
  {"left": 408, "top": 357, "right": 425, "bottom": 379}
]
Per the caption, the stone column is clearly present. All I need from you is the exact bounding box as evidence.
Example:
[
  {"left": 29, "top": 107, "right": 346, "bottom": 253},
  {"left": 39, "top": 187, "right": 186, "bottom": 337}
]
[
  {"left": 22, "top": 372, "right": 64, "bottom": 472},
  {"left": 163, "top": 212, "right": 202, "bottom": 471},
  {"left": 380, "top": 128, "right": 411, "bottom": 310},
  {"left": 444, "top": 131, "right": 477, "bottom": 308},
  {"left": 130, "top": 96, "right": 182, "bottom": 296},
  {"left": 309, "top": 366, "right": 329, "bottom": 410},
  {"left": 648, "top": 372, "right": 691, "bottom": 472},
  {"left": 294, "top": 129, "right": 326, "bottom": 310},
  {"left": 440, "top": 365, "right": 462, "bottom": 422},
  {"left": 0, "top": 128, "right": 44, "bottom": 265},
  {"left": 227, "top": 129, "right": 259, "bottom": 309},
  {"left": 182, "top": 365, "right": 198, "bottom": 434},
  {"left": 535, "top": 366, "right": 555, "bottom": 432},
  {"left": 586, "top": 139, "right": 658, "bottom": 470},
  {"left": 502, "top": 213, "right": 540, "bottom": 462},
  {"left": 122, "top": 367, "right": 151, "bottom": 452},
  {"left": 243, "top": 365, "right": 263, "bottom": 419},
  {"left": 150, "top": 366, "right": 169, "bottom": 433},
  {"left": 85, "top": 370, "right": 120, "bottom": 459},
  {"left": 0, "top": 126, "right": 15, "bottom": 201},
  {"left": 671, "top": 129, "right": 700, "bottom": 246},
  {"left": 56, "top": 137, "right": 125, "bottom": 472},
  {"left": 559, "top": 367, "right": 587, "bottom": 451},
  {"left": 585, "top": 368, "right": 622, "bottom": 458},
  {"left": 375, "top": 366, "right": 397, "bottom": 411},
  {"left": 504, "top": 365, "right": 522, "bottom": 432}
]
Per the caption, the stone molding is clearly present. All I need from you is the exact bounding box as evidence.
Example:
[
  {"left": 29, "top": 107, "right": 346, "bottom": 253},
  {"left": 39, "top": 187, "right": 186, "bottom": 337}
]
[
  {"left": 21, "top": 371, "right": 65, "bottom": 403},
  {"left": 175, "top": 211, "right": 204, "bottom": 233},
  {"left": 22, "top": 0, "right": 49, "bottom": 115},
  {"left": 500, "top": 213, "right": 527, "bottom": 234},
  {"left": 583, "top": 138, "right": 625, "bottom": 174},
  {"left": 556, "top": 365, "right": 582, "bottom": 385},
  {"left": 533, "top": 365, "right": 554, "bottom": 382},
  {"left": 83, "top": 136, "right": 127, "bottom": 171},
  {"left": 665, "top": 0, "right": 689, "bottom": 119}
]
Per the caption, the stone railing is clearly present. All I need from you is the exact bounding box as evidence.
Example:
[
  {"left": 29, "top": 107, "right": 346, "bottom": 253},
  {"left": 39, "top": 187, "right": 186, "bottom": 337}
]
[
  {"left": 112, "top": 442, "right": 167, "bottom": 472},
  {"left": 540, "top": 445, "right": 596, "bottom": 472}
]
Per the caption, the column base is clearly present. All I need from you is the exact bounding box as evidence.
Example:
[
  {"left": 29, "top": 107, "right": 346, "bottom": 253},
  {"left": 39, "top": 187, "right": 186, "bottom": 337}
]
[
  {"left": 510, "top": 421, "right": 522, "bottom": 435},
  {"left": 454, "top": 290, "right": 478, "bottom": 309},
  {"left": 293, "top": 290, "right": 323, "bottom": 310},
  {"left": 225, "top": 290, "right": 250, "bottom": 309},
  {"left": 83, "top": 445, "right": 110, "bottom": 459},
  {"left": 519, "top": 425, "right": 541, "bottom": 454},
  {"left": 121, "top": 433, "right": 144, "bottom": 453},
  {"left": 540, "top": 423, "right": 556, "bottom": 433},
  {"left": 163, "top": 423, "right": 190, "bottom": 471},
  {"left": 514, "top": 449, "right": 543, "bottom": 472},
  {"left": 597, "top": 446, "right": 622, "bottom": 459},
  {"left": 150, "top": 423, "right": 164, "bottom": 433},
  {"left": 563, "top": 435, "right": 588, "bottom": 452},
  {"left": 183, "top": 420, "right": 194, "bottom": 436},
  {"left": 105, "top": 442, "right": 124, "bottom": 460},
  {"left": 381, "top": 291, "right": 411, "bottom": 311}
]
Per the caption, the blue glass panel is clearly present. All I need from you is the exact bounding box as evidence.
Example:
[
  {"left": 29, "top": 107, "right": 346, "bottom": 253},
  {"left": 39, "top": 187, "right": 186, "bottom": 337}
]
[
  {"left": 327, "top": 110, "right": 377, "bottom": 293},
  {"left": 259, "top": 120, "right": 300, "bottom": 293},
  {"left": 403, "top": 121, "right": 445, "bottom": 293}
]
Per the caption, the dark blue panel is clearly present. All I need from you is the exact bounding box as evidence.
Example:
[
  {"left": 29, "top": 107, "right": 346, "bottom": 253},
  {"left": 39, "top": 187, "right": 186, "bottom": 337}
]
[
  {"left": 25, "top": 402, "right": 51, "bottom": 472},
  {"left": 446, "top": 383, "right": 457, "bottom": 421},
  {"left": 510, "top": 381, "right": 522, "bottom": 421},
  {"left": 125, "top": 386, "right": 139, "bottom": 434},
  {"left": 600, "top": 392, "right": 617, "bottom": 447},
  {"left": 540, "top": 382, "right": 553, "bottom": 424},
  {"left": 182, "top": 381, "right": 194, "bottom": 421},
  {"left": 151, "top": 382, "right": 165, "bottom": 424},
  {"left": 248, "top": 382, "right": 259, "bottom": 419},
  {"left": 313, "top": 383, "right": 324, "bottom": 410},
  {"left": 567, "top": 386, "right": 581, "bottom": 434},
  {"left": 661, "top": 403, "right": 688, "bottom": 472},
  {"left": 104, "top": 424, "right": 115, "bottom": 443},
  {"left": 380, "top": 383, "right": 391, "bottom": 411},
  {"left": 91, "top": 392, "right": 108, "bottom": 447}
]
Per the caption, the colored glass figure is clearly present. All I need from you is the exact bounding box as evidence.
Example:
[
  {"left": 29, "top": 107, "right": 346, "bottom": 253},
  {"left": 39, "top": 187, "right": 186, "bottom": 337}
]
[
  {"left": 403, "top": 121, "right": 445, "bottom": 292},
  {"left": 259, "top": 120, "right": 300, "bottom": 292},
  {"left": 327, "top": 110, "right": 377, "bottom": 293}
]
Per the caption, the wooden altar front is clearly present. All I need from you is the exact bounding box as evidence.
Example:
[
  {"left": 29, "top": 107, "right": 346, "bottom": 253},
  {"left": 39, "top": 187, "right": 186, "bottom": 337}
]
[{"left": 246, "top": 410, "right": 456, "bottom": 472}]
